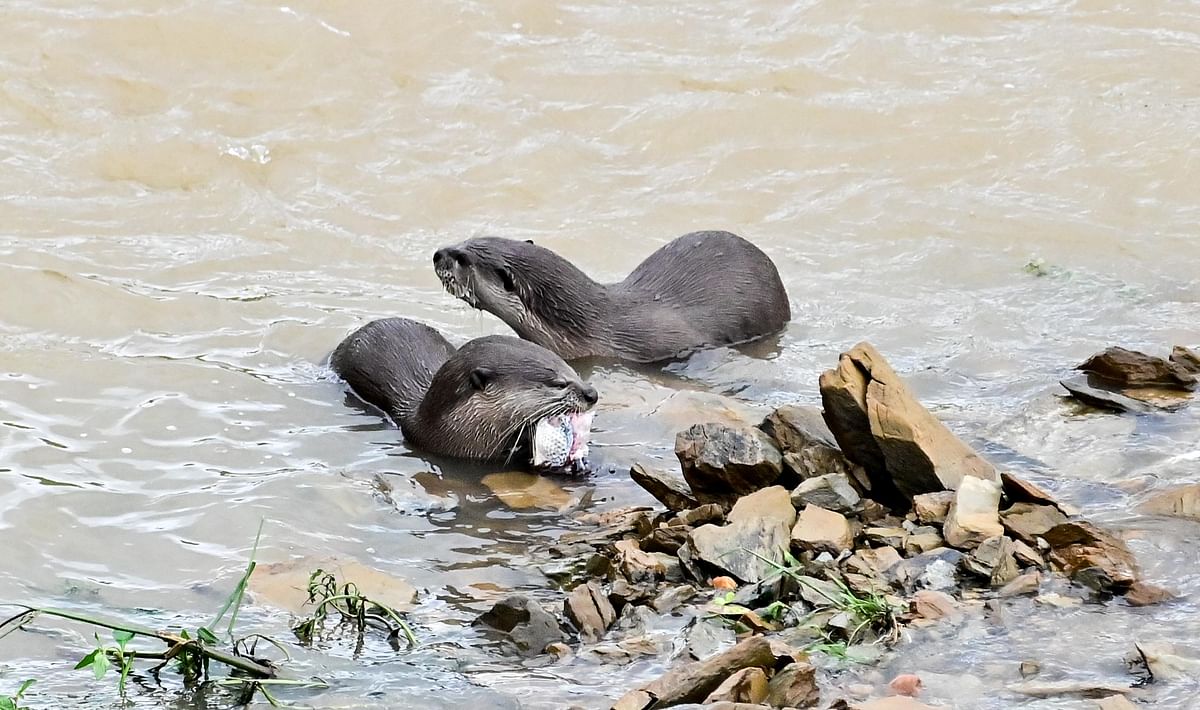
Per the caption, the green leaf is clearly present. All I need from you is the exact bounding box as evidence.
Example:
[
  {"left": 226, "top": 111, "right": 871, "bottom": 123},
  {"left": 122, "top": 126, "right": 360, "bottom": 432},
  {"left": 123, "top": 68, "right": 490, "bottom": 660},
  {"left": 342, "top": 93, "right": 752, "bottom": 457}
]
[
  {"left": 112, "top": 629, "right": 135, "bottom": 648},
  {"left": 16, "top": 679, "right": 36, "bottom": 698},
  {"left": 0, "top": 698, "right": 16, "bottom": 710},
  {"left": 91, "top": 650, "right": 111, "bottom": 680},
  {"left": 74, "top": 648, "right": 101, "bottom": 671},
  {"left": 197, "top": 626, "right": 219, "bottom": 644}
]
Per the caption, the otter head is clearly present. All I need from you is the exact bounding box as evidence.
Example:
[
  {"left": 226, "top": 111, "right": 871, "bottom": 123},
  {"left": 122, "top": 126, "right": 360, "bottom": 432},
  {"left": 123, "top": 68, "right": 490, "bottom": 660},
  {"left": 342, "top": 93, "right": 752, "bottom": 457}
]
[
  {"left": 433, "top": 238, "right": 602, "bottom": 357},
  {"left": 412, "top": 335, "right": 598, "bottom": 468}
]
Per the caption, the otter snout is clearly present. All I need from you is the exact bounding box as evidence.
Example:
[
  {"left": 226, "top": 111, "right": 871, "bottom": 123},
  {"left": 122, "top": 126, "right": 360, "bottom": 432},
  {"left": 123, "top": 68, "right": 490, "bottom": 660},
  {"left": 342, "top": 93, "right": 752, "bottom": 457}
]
[
  {"left": 580, "top": 384, "right": 599, "bottom": 407},
  {"left": 433, "top": 247, "right": 467, "bottom": 268}
]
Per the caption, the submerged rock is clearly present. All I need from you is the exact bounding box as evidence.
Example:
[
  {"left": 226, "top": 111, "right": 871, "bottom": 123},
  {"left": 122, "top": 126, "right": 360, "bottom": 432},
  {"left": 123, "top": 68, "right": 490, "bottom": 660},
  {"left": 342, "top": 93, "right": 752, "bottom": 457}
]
[
  {"left": 1043, "top": 521, "right": 1139, "bottom": 593},
  {"left": 688, "top": 486, "right": 795, "bottom": 583},
  {"left": 943, "top": 477, "right": 1004, "bottom": 550},
  {"left": 474, "top": 595, "right": 566, "bottom": 657},
  {"left": 564, "top": 581, "right": 616, "bottom": 643},
  {"left": 611, "top": 636, "right": 776, "bottom": 709},
  {"left": 850, "top": 697, "right": 937, "bottom": 709},
  {"left": 1059, "top": 375, "right": 1169, "bottom": 414},
  {"left": 820, "top": 342, "right": 998, "bottom": 504},
  {"left": 1124, "top": 581, "right": 1175, "bottom": 607},
  {"left": 1139, "top": 483, "right": 1200, "bottom": 521},
  {"left": 1077, "top": 346, "right": 1196, "bottom": 390},
  {"left": 676, "top": 423, "right": 784, "bottom": 506}
]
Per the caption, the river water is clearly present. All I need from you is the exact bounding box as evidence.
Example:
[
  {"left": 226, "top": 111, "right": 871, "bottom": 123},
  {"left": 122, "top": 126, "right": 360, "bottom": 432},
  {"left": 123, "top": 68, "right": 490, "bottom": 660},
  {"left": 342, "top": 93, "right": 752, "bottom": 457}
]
[{"left": 1, "top": 1, "right": 1199, "bottom": 708}]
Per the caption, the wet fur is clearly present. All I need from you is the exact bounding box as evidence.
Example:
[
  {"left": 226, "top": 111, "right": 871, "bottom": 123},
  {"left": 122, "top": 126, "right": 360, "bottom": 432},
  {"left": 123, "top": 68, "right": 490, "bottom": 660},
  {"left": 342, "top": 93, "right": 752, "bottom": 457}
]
[
  {"left": 330, "top": 318, "right": 594, "bottom": 461},
  {"left": 434, "top": 231, "right": 791, "bottom": 363}
]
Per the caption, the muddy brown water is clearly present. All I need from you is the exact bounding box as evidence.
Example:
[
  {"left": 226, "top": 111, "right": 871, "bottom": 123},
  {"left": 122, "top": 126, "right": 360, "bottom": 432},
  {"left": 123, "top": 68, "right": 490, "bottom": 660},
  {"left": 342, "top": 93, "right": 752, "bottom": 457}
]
[{"left": 2, "top": 1, "right": 1199, "bottom": 708}]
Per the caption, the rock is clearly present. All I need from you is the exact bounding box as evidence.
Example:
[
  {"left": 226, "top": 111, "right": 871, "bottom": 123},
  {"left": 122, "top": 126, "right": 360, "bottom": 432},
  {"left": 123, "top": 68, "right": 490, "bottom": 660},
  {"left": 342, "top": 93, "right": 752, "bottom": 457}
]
[
  {"left": 997, "top": 571, "right": 1041, "bottom": 597},
  {"left": 910, "top": 589, "right": 960, "bottom": 621},
  {"left": 712, "top": 576, "right": 738, "bottom": 591},
  {"left": 765, "top": 662, "right": 820, "bottom": 708},
  {"left": 1124, "top": 581, "right": 1175, "bottom": 607},
  {"left": 762, "top": 405, "right": 871, "bottom": 489},
  {"left": 887, "top": 674, "right": 924, "bottom": 697},
  {"left": 652, "top": 585, "right": 697, "bottom": 614},
  {"left": 564, "top": 581, "right": 616, "bottom": 643},
  {"left": 912, "top": 491, "right": 955, "bottom": 525},
  {"left": 792, "top": 504, "right": 854, "bottom": 555},
  {"left": 1001, "top": 473, "right": 1077, "bottom": 516},
  {"left": 611, "top": 636, "right": 776, "bottom": 709},
  {"left": 1139, "top": 483, "right": 1200, "bottom": 521},
  {"left": 851, "top": 547, "right": 904, "bottom": 578},
  {"left": 903, "top": 531, "right": 944, "bottom": 556},
  {"left": 1019, "top": 660, "right": 1041, "bottom": 678},
  {"left": 474, "top": 595, "right": 565, "bottom": 657},
  {"left": 675, "top": 423, "right": 784, "bottom": 506},
  {"left": 796, "top": 576, "right": 841, "bottom": 607},
  {"left": 689, "top": 486, "right": 796, "bottom": 583},
  {"left": 482, "top": 471, "right": 572, "bottom": 510},
  {"left": 1059, "top": 375, "right": 1166, "bottom": 413},
  {"left": 680, "top": 617, "right": 735, "bottom": 661},
  {"left": 1000, "top": 503, "right": 1067, "bottom": 545},
  {"left": 671, "top": 504, "right": 726, "bottom": 528},
  {"left": 703, "top": 667, "right": 769, "bottom": 704},
  {"left": 1011, "top": 539, "right": 1045, "bottom": 567},
  {"left": 1095, "top": 696, "right": 1137, "bottom": 710},
  {"left": 630, "top": 462, "right": 699, "bottom": 513},
  {"left": 864, "top": 527, "right": 908, "bottom": 549},
  {"left": 613, "top": 540, "right": 668, "bottom": 583},
  {"left": 251, "top": 557, "right": 417, "bottom": 613},
  {"left": 1009, "top": 680, "right": 1135, "bottom": 698},
  {"left": 819, "top": 342, "right": 998, "bottom": 502},
  {"left": 850, "top": 698, "right": 937, "bottom": 710},
  {"left": 791, "top": 473, "right": 862, "bottom": 514},
  {"left": 1135, "top": 641, "right": 1200, "bottom": 680},
  {"left": 642, "top": 525, "right": 690, "bottom": 555},
  {"left": 1171, "top": 345, "right": 1200, "bottom": 372},
  {"left": 943, "top": 477, "right": 1004, "bottom": 550},
  {"left": 1043, "top": 521, "right": 1139, "bottom": 593},
  {"left": 1077, "top": 346, "right": 1196, "bottom": 389},
  {"left": 962, "top": 535, "right": 1020, "bottom": 586}
]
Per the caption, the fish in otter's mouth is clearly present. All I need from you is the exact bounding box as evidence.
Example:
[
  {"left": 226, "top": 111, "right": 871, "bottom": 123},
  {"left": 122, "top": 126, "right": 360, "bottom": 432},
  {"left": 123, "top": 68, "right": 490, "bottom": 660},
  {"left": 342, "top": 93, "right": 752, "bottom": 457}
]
[
  {"left": 531, "top": 411, "right": 594, "bottom": 473},
  {"left": 435, "top": 266, "right": 478, "bottom": 308}
]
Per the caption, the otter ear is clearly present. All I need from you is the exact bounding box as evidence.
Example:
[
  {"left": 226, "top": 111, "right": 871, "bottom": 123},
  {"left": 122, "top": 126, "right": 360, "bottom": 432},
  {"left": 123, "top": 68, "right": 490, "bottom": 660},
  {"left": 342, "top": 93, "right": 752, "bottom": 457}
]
[
  {"left": 496, "top": 265, "right": 517, "bottom": 293},
  {"left": 524, "top": 239, "right": 534, "bottom": 245},
  {"left": 469, "top": 367, "right": 494, "bottom": 390}
]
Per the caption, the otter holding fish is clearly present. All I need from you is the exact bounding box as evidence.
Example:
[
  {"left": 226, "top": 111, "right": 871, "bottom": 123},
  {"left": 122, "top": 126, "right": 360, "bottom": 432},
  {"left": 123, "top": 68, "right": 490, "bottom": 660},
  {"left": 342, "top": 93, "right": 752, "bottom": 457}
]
[
  {"left": 433, "top": 230, "right": 791, "bottom": 363},
  {"left": 330, "top": 317, "right": 597, "bottom": 470}
]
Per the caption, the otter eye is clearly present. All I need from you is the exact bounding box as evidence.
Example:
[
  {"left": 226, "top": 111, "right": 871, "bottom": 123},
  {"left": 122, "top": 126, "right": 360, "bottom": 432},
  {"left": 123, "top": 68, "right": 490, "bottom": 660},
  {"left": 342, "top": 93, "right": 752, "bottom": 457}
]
[
  {"left": 549, "top": 378, "right": 569, "bottom": 389},
  {"left": 496, "top": 266, "right": 516, "bottom": 293}
]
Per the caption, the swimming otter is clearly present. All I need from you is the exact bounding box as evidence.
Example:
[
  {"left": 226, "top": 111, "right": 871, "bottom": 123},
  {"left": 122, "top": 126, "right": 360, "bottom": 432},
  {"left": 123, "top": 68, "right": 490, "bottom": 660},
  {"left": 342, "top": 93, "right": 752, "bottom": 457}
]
[
  {"left": 331, "top": 317, "right": 598, "bottom": 467},
  {"left": 433, "top": 230, "right": 791, "bottom": 363}
]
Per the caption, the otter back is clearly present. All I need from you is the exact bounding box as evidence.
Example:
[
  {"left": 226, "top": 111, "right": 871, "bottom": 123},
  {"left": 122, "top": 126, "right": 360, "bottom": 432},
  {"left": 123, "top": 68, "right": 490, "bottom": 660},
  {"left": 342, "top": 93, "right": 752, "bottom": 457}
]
[{"left": 330, "top": 318, "right": 456, "bottom": 421}]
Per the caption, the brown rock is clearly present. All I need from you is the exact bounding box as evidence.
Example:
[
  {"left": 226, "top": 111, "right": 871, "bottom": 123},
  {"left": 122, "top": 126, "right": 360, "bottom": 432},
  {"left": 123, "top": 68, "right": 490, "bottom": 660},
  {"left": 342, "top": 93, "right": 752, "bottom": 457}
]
[
  {"left": 910, "top": 589, "right": 960, "bottom": 621},
  {"left": 912, "top": 491, "right": 955, "bottom": 525},
  {"left": 473, "top": 595, "right": 566, "bottom": 657},
  {"left": 1011, "top": 539, "right": 1045, "bottom": 568},
  {"left": 1095, "top": 695, "right": 1137, "bottom": 710},
  {"left": 792, "top": 504, "right": 853, "bottom": 554},
  {"left": 613, "top": 540, "right": 667, "bottom": 583},
  {"left": 642, "top": 525, "right": 690, "bottom": 555},
  {"left": 629, "top": 462, "right": 698, "bottom": 513},
  {"left": 564, "top": 581, "right": 616, "bottom": 643},
  {"left": 1060, "top": 375, "right": 1164, "bottom": 414},
  {"left": 864, "top": 526, "right": 909, "bottom": 549},
  {"left": 852, "top": 547, "right": 904, "bottom": 577},
  {"left": 763, "top": 404, "right": 871, "bottom": 490},
  {"left": 1171, "top": 345, "right": 1200, "bottom": 372},
  {"left": 851, "top": 698, "right": 937, "bottom": 710},
  {"left": 820, "top": 342, "right": 998, "bottom": 503},
  {"left": 998, "top": 571, "right": 1041, "bottom": 597},
  {"left": 676, "top": 423, "right": 784, "bottom": 506},
  {"left": 1078, "top": 346, "right": 1196, "bottom": 390},
  {"left": 888, "top": 673, "right": 924, "bottom": 697},
  {"left": 765, "top": 662, "right": 820, "bottom": 708},
  {"left": 611, "top": 636, "right": 775, "bottom": 708},
  {"left": 1139, "top": 483, "right": 1200, "bottom": 521},
  {"left": 671, "top": 503, "right": 726, "bottom": 527},
  {"left": 943, "top": 477, "right": 1004, "bottom": 550},
  {"left": 1124, "top": 580, "right": 1175, "bottom": 607},
  {"left": 1043, "top": 521, "right": 1139, "bottom": 593},
  {"left": 689, "top": 486, "right": 796, "bottom": 583},
  {"left": 1001, "top": 502, "right": 1068, "bottom": 544},
  {"left": 704, "top": 667, "right": 769, "bottom": 704},
  {"left": 903, "top": 531, "right": 945, "bottom": 556},
  {"left": 1001, "top": 473, "right": 1078, "bottom": 516}
]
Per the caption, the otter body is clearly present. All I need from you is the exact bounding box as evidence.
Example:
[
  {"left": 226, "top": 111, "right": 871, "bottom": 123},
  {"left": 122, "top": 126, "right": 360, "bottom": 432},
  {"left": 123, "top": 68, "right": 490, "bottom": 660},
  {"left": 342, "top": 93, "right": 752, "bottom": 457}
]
[
  {"left": 434, "top": 230, "right": 791, "bottom": 363},
  {"left": 331, "top": 317, "right": 597, "bottom": 462}
]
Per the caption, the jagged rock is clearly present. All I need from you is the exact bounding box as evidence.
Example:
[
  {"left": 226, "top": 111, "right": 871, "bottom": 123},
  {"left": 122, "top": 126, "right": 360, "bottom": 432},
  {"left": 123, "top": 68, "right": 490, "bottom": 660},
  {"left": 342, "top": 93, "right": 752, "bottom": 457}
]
[
  {"left": 630, "top": 462, "right": 699, "bottom": 513},
  {"left": 1011, "top": 539, "right": 1045, "bottom": 567},
  {"left": 998, "top": 570, "right": 1040, "bottom": 597},
  {"left": 910, "top": 589, "right": 961, "bottom": 621},
  {"left": 642, "top": 525, "right": 690, "bottom": 555},
  {"left": 1139, "top": 483, "right": 1200, "bottom": 521},
  {"left": 819, "top": 342, "right": 998, "bottom": 503},
  {"left": 762, "top": 405, "right": 871, "bottom": 490},
  {"left": 1124, "top": 581, "right": 1175, "bottom": 607},
  {"left": 851, "top": 697, "right": 937, "bottom": 709},
  {"left": 1044, "top": 521, "right": 1139, "bottom": 593},
  {"left": 963, "top": 535, "right": 1021, "bottom": 586},
  {"left": 792, "top": 504, "right": 853, "bottom": 554},
  {"left": 791, "top": 473, "right": 862, "bottom": 514},
  {"left": 944, "top": 477, "right": 1004, "bottom": 550},
  {"left": 611, "top": 636, "right": 776, "bottom": 708},
  {"left": 670, "top": 503, "right": 726, "bottom": 527},
  {"left": 1134, "top": 641, "right": 1200, "bottom": 680},
  {"left": 680, "top": 617, "right": 735, "bottom": 661},
  {"left": 689, "top": 486, "right": 796, "bottom": 583},
  {"left": 474, "top": 595, "right": 566, "bottom": 657},
  {"left": 676, "top": 423, "right": 784, "bottom": 506},
  {"left": 704, "top": 667, "right": 769, "bottom": 704},
  {"left": 652, "top": 585, "right": 697, "bottom": 614},
  {"left": 564, "top": 581, "right": 616, "bottom": 643},
  {"left": 765, "top": 662, "right": 820, "bottom": 708},
  {"left": 864, "top": 526, "right": 908, "bottom": 550},
  {"left": 613, "top": 540, "right": 670, "bottom": 583},
  {"left": 1001, "top": 503, "right": 1068, "bottom": 544},
  {"left": 1171, "top": 345, "right": 1200, "bottom": 372},
  {"left": 849, "top": 547, "right": 904, "bottom": 579},
  {"left": 1077, "top": 346, "right": 1196, "bottom": 390},
  {"left": 1001, "top": 473, "right": 1077, "bottom": 515},
  {"left": 1095, "top": 695, "right": 1137, "bottom": 710},
  {"left": 912, "top": 491, "right": 955, "bottom": 525},
  {"left": 904, "top": 531, "right": 944, "bottom": 556},
  {"left": 796, "top": 576, "right": 841, "bottom": 607}
]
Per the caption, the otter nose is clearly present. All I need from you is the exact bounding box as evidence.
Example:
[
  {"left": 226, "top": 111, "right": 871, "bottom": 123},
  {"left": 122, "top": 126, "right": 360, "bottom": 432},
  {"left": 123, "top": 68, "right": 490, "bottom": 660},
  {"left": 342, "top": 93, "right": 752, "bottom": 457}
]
[
  {"left": 580, "top": 384, "right": 599, "bottom": 406},
  {"left": 432, "top": 248, "right": 450, "bottom": 267},
  {"left": 433, "top": 247, "right": 468, "bottom": 268}
]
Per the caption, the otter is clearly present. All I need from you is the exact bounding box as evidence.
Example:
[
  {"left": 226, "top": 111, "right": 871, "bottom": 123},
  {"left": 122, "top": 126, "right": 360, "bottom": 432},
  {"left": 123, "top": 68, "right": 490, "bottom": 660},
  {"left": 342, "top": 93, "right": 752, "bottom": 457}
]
[
  {"left": 433, "top": 230, "right": 791, "bottom": 363},
  {"left": 330, "top": 317, "right": 598, "bottom": 467}
]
